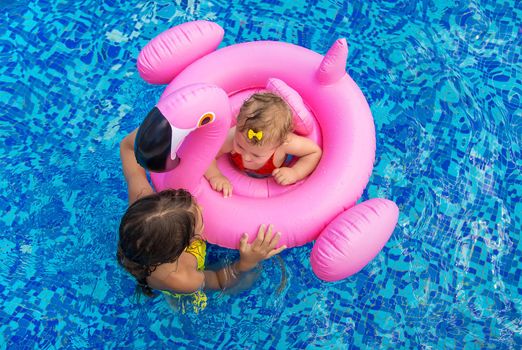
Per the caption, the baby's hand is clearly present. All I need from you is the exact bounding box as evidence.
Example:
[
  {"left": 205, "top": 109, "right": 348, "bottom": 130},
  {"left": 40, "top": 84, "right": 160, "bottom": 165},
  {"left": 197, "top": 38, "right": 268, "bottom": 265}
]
[
  {"left": 237, "top": 224, "right": 286, "bottom": 272},
  {"left": 272, "top": 167, "right": 299, "bottom": 186},
  {"left": 208, "top": 174, "right": 233, "bottom": 198}
]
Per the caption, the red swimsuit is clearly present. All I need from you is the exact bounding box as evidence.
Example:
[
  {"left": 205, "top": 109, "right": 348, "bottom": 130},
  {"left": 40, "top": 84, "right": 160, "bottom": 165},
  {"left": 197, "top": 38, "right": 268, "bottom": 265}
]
[
  {"left": 230, "top": 152, "right": 277, "bottom": 177},
  {"left": 230, "top": 152, "right": 294, "bottom": 178}
]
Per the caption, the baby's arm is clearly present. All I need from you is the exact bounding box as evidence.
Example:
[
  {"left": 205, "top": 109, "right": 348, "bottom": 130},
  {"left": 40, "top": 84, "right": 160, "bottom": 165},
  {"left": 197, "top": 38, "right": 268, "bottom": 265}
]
[
  {"left": 273, "top": 133, "right": 322, "bottom": 185},
  {"left": 120, "top": 129, "right": 154, "bottom": 204},
  {"left": 204, "top": 128, "right": 235, "bottom": 197}
]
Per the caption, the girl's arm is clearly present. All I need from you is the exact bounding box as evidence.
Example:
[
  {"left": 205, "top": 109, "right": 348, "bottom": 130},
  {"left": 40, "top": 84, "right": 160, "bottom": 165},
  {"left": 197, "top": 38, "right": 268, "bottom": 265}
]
[
  {"left": 273, "top": 133, "right": 322, "bottom": 185},
  {"left": 120, "top": 129, "right": 154, "bottom": 204},
  {"left": 203, "top": 224, "right": 286, "bottom": 290},
  {"left": 159, "top": 224, "right": 286, "bottom": 293}
]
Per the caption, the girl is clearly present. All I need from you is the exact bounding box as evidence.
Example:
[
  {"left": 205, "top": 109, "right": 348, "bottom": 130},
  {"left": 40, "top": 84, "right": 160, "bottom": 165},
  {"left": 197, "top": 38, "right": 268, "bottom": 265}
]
[{"left": 119, "top": 134, "right": 285, "bottom": 312}]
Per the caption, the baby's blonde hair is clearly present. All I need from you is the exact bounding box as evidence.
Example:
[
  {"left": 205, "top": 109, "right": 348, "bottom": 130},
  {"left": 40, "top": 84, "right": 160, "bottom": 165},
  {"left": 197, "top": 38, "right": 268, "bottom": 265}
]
[{"left": 236, "top": 92, "right": 293, "bottom": 146}]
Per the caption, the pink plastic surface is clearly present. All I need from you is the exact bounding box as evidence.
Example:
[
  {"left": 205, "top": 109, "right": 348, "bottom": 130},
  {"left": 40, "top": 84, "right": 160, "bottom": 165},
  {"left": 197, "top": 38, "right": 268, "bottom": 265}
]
[{"left": 137, "top": 21, "right": 399, "bottom": 281}]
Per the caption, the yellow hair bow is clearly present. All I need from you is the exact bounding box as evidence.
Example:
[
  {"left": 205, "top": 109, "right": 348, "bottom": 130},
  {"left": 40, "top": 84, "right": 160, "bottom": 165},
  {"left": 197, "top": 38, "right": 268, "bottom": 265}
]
[{"left": 247, "top": 129, "right": 263, "bottom": 141}]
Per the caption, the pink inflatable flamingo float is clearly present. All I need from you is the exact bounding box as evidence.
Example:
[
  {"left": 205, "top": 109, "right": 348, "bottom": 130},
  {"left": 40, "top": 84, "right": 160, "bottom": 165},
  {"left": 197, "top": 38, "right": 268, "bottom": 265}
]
[{"left": 135, "top": 21, "right": 399, "bottom": 281}]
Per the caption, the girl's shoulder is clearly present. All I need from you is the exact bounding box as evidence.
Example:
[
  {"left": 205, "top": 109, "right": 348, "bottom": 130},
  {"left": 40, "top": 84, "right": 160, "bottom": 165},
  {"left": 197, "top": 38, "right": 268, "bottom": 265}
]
[{"left": 147, "top": 253, "right": 204, "bottom": 294}]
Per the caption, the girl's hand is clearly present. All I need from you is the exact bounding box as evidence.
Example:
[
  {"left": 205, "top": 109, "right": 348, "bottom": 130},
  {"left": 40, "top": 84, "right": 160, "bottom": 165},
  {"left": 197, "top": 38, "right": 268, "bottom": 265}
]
[
  {"left": 237, "top": 224, "right": 286, "bottom": 272},
  {"left": 272, "top": 167, "right": 299, "bottom": 186},
  {"left": 203, "top": 225, "right": 287, "bottom": 291},
  {"left": 208, "top": 174, "right": 233, "bottom": 198}
]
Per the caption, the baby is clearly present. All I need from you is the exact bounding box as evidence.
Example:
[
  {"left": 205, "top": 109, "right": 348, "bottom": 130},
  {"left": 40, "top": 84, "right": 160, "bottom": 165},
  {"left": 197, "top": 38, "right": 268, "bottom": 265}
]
[{"left": 204, "top": 92, "right": 322, "bottom": 197}]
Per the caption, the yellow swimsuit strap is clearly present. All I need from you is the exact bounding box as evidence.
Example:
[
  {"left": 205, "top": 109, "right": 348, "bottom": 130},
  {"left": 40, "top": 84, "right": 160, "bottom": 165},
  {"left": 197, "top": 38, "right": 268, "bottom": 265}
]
[{"left": 184, "top": 239, "right": 206, "bottom": 271}]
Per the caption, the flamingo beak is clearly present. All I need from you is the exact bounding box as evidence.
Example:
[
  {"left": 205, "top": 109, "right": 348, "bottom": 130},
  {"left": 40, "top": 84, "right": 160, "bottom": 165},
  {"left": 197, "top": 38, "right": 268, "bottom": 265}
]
[
  {"left": 170, "top": 125, "right": 195, "bottom": 160},
  {"left": 134, "top": 106, "right": 194, "bottom": 173}
]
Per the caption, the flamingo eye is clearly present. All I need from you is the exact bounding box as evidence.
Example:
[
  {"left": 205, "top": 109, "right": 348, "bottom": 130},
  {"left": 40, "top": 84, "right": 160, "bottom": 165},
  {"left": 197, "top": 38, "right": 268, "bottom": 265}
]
[{"left": 197, "top": 112, "right": 215, "bottom": 127}]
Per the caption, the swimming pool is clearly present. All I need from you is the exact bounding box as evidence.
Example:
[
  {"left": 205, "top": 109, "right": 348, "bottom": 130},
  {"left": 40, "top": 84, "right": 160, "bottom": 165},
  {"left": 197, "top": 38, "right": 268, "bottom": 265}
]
[{"left": 1, "top": 0, "right": 520, "bottom": 348}]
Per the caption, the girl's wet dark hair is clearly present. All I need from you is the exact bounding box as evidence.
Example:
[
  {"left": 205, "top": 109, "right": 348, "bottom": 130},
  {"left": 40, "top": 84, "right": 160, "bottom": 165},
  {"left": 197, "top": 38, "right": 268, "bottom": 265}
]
[{"left": 117, "top": 189, "right": 197, "bottom": 297}]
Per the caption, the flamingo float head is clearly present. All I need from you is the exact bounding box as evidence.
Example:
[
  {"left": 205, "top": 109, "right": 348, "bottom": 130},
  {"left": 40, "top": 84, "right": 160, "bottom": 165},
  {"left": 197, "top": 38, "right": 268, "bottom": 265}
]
[{"left": 134, "top": 87, "right": 218, "bottom": 173}]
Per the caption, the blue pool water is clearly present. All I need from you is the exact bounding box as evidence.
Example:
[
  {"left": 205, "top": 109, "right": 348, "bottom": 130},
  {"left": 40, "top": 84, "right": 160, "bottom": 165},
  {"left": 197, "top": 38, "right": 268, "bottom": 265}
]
[{"left": 1, "top": 0, "right": 520, "bottom": 348}]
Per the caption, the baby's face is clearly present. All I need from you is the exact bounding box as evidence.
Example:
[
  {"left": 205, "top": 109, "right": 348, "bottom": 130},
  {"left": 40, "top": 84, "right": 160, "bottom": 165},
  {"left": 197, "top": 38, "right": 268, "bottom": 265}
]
[{"left": 233, "top": 131, "right": 278, "bottom": 170}]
